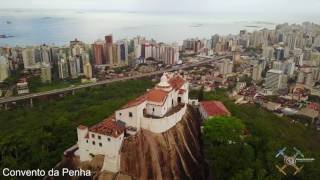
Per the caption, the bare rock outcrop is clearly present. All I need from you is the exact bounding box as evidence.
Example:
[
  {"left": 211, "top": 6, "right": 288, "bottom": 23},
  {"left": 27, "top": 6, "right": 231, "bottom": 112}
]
[{"left": 120, "top": 106, "right": 205, "bottom": 180}]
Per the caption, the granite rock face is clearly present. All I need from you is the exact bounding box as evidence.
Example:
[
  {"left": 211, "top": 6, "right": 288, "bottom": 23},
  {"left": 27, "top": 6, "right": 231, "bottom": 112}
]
[
  {"left": 120, "top": 106, "right": 205, "bottom": 180},
  {"left": 55, "top": 106, "right": 206, "bottom": 180}
]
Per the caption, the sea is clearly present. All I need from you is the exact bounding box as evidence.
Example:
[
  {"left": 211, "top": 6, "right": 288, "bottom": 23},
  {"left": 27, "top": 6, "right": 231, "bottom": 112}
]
[{"left": 0, "top": 9, "right": 319, "bottom": 46}]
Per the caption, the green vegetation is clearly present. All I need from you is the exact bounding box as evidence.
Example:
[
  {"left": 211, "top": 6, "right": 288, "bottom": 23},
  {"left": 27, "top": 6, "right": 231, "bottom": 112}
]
[
  {"left": 28, "top": 77, "right": 82, "bottom": 93},
  {"left": 203, "top": 116, "right": 245, "bottom": 144},
  {"left": 201, "top": 89, "right": 320, "bottom": 180},
  {"left": 113, "top": 66, "right": 127, "bottom": 74},
  {"left": 239, "top": 74, "right": 253, "bottom": 86},
  {"left": 308, "top": 95, "right": 320, "bottom": 104},
  {"left": 3, "top": 67, "right": 23, "bottom": 87},
  {"left": 0, "top": 79, "right": 154, "bottom": 179},
  {"left": 245, "top": 47, "right": 262, "bottom": 55},
  {"left": 265, "top": 95, "right": 279, "bottom": 102}
]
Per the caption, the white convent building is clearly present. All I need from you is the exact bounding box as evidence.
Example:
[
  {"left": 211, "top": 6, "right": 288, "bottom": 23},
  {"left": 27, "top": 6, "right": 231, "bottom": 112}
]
[{"left": 76, "top": 72, "right": 189, "bottom": 172}]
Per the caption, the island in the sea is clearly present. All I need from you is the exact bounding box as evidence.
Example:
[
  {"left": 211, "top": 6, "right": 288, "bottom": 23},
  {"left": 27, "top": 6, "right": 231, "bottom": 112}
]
[{"left": 0, "top": 34, "right": 14, "bottom": 38}]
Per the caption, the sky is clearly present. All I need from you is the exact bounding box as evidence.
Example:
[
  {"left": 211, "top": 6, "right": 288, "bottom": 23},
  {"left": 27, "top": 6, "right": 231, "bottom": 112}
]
[{"left": 1, "top": 0, "right": 320, "bottom": 14}]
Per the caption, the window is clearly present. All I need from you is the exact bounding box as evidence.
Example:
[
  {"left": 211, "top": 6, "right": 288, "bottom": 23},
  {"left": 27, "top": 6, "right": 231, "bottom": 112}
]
[
  {"left": 92, "top": 141, "right": 95, "bottom": 145},
  {"left": 99, "top": 143, "right": 102, "bottom": 147},
  {"left": 152, "top": 108, "right": 155, "bottom": 112},
  {"left": 98, "top": 136, "right": 101, "bottom": 140},
  {"left": 119, "top": 112, "right": 122, "bottom": 116},
  {"left": 86, "top": 140, "right": 88, "bottom": 143},
  {"left": 107, "top": 138, "right": 111, "bottom": 142},
  {"left": 129, "top": 112, "right": 133, "bottom": 117},
  {"left": 91, "top": 134, "right": 95, "bottom": 138}
]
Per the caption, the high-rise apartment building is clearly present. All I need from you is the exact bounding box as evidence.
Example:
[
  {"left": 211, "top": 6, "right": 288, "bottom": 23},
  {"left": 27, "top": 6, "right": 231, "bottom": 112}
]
[
  {"left": 70, "top": 39, "right": 85, "bottom": 57},
  {"left": 92, "top": 40, "right": 106, "bottom": 66},
  {"left": 40, "top": 63, "right": 52, "bottom": 83},
  {"left": 262, "top": 46, "right": 274, "bottom": 59},
  {"left": 265, "top": 69, "right": 287, "bottom": 90},
  {"left": 0, "top": 55, "right": 9, "bottom": 82},
  {"left": 218, "top": 59, "right": 233, "bottom": 75},
  {"left": 39, "top": 44, "right": 51, "bottom": 64},
  {"left": 105, "top": 35, "right": 113, "bottom": 66},
  {"left": 22, "top": 48, "right": 37, "bottom": 69},
  {"left": 252, "top": 63, "right": 263, "bottom": 81},
  {"left": 275, "top": 47, "right": 285, "bottom": 61},
  {"left": 69, "top": 56, "right": 79, "bottom": 79},
  {"left": 58, "top": 58, "right": 69, "bottom": 79},
  {"left": 83, "top": 62, "right": 93, "bottom": 79}
]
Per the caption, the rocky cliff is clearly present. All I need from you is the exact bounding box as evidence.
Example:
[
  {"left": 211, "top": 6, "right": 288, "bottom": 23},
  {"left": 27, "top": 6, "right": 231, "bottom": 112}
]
[
  {"left": 54, "top": 106, "right": 206, "bottom": 180},
  {"left": 119, "top": 106, "right": 205, "bottom": 180}
]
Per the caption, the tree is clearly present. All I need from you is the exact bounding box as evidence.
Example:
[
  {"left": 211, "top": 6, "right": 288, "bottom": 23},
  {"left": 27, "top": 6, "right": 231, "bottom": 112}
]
[
  {"left": 0, "top": 79, "right": 155, "bottom": 173},
  {"left": 201, "top": 89, "right": 320, "bottom": 180},
  {"left": 203, "top": 116, "right": 245, "bottom": 144},
  {"left": 198, "top": 86, "right": 204, "bottom": 101}
]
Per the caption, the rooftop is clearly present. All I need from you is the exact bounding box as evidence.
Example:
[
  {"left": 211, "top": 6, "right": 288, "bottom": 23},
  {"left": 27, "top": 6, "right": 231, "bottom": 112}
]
[
  {"left": 146, "top": 89, "right": 168, "bottom": 103},
  {"left": 120, "top": 73, "right": 186, "bottom": 109},
  {"left": 267, "top": 69, "right": 283, "bottom": 74},
  {"left": 200, "top": 100, "right": 231, "bottom": 117},
  {"left": 89, "top": 115, "right": 125, "bottom": 138},
  {"left": 120, "top": 94, "right": 148, "bottom": 109},
  {"left": 168, "top": 76, "right": 185, "bottom": 90}
]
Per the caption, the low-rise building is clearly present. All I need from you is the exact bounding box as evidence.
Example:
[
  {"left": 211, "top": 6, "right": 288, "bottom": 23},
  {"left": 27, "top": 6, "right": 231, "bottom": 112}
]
[
  {"left": 16, "top": 78, "right": 29, "bottom": 95},
  {"left": 262, "top": 102, "right": 281, "bottom": 111},
  {"left": 298, "top": 108, "right": 319, "bottom": 123},
  {"left": 199, "top": 100, "right": 231, "bottom": 120}
]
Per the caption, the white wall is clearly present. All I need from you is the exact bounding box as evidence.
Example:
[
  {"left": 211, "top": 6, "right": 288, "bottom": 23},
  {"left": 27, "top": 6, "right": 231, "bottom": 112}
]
[
  {"left": 77, "top": 127, "right": 124, "bottom": 172},
  {"left": 116, "top": 102, "right": 146, "bottom": 130},
  {"left": 199, "top": 105, "right": 208, "bottom": 120},
  {"left": 141, "top": 104, "right": 187, "bottom": 133}
]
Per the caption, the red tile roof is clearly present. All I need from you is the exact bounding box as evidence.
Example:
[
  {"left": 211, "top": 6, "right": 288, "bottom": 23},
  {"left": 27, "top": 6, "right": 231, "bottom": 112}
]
[
  {"left": 178, "top": 89, "right": 186, "bottom": 94},
  {"left": 89, "top": 115, "right": 125, "bottom": 138},
  {"left": 200, "top": 101, "right": 231, "bottom": 117},
  {"left": 169, "top": 76, "right": 185, "bottom": 90},
  {"left": 120, "top": 94, "right": 148, "bottom": 109},
  {"left": 146, "top": 89, "right": 168, "bottom": 103},
  {"left": 308, "top": 102, "right": 320, "bottom": 111},
  {"left": 18, "top": 77, "right": 28, "bottom": 83},
  {"left": 120, "top": 74, "right": 185, "bottom": 109},
  {"left": 77, "top": 125, "right": 88, "bottom": 130}
]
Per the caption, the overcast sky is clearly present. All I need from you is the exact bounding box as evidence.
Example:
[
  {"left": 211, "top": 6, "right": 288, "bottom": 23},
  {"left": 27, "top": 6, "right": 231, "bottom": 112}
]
[{"left": 1, "top": 0, "right": 320, "bottom": 14}]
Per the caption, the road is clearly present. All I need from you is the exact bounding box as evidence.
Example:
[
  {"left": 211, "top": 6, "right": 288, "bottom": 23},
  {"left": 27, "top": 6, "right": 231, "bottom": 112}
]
[{"left": 0, "top": 56, "right": 226, "bottom": 104}]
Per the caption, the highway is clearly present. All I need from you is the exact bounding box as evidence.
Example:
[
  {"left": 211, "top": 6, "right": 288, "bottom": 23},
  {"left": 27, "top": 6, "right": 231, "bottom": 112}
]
[{"left": 0, "top": 56, "right": 226, "bottom": 104}]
